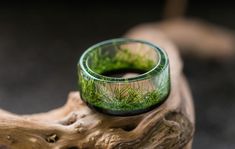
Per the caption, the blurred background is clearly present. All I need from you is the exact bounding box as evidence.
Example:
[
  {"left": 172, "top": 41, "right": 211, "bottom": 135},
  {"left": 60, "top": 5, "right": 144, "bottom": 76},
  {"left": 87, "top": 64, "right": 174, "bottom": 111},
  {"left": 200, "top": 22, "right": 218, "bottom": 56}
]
[{"left": 0, "top": 1, "right": 234, "bottom": 148}]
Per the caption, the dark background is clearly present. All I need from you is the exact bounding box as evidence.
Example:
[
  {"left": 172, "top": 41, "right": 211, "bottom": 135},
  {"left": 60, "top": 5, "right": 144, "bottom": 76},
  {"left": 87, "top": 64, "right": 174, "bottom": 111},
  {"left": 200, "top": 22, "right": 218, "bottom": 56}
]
[{"left": 0, "top": 1, "right": 235, "bottom": 148}]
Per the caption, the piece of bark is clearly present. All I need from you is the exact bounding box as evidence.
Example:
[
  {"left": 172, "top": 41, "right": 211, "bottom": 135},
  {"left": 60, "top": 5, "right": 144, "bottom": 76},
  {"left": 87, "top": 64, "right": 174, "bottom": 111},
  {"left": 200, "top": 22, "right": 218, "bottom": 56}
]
[{"left": 0, "top": 29, "right": 195, "bottom": 149}]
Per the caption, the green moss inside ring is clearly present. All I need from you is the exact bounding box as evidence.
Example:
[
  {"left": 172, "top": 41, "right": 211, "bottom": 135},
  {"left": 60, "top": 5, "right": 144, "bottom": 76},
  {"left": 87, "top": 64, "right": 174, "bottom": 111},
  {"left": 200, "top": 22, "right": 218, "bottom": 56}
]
[{"left": 77, "top": 38, "right": 170, "bottom": 116}]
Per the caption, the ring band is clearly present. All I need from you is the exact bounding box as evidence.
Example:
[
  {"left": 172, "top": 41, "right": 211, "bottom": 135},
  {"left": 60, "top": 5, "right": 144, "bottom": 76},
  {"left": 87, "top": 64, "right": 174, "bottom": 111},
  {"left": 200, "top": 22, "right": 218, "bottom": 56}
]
[{"left": 78, "top": 38, "right": 170, "bottom": 116}]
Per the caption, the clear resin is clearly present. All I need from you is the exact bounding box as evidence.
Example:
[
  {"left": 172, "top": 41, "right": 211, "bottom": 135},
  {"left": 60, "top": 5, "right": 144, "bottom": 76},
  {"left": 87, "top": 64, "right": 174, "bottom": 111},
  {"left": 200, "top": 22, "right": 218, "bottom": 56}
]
[{"left": 78, "top": 38, "right": 170, "bottom": 116}]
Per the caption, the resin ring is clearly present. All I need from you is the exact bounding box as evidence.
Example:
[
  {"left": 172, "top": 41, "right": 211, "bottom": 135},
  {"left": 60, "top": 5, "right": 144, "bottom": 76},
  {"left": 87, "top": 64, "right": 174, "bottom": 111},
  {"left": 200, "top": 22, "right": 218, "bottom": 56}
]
[{"left": 77, "top": 38, "right": 170, "bottom": 116}]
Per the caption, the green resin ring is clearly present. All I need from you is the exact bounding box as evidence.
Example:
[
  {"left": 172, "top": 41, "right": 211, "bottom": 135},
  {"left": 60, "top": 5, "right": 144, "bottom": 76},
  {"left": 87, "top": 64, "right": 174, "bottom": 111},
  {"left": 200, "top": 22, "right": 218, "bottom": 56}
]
[{"left": 78, "top": 38, "right": 170, "bottom": 116}]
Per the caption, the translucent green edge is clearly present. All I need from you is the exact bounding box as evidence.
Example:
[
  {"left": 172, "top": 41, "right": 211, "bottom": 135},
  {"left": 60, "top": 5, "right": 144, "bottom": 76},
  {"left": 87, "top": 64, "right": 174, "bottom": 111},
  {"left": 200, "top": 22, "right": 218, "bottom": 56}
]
[{"left": 77, "top": 38, "right": 170, "bottom": 113}]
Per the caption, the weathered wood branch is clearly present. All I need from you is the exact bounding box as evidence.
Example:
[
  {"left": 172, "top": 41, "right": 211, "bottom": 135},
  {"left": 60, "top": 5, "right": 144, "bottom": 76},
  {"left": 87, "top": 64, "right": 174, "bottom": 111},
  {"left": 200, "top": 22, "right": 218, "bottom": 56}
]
[
  {"left": 0, "top": 28, "right": 195, "bottom": 149},
  {"left": 127, "top": 19, "right": 235, "bottom": 59},
  {"left": 0, "top": 76, "right": 194, "bottom": 149},
  {"left": 2, "top": 17, "right": 234, "bottom": 148}
]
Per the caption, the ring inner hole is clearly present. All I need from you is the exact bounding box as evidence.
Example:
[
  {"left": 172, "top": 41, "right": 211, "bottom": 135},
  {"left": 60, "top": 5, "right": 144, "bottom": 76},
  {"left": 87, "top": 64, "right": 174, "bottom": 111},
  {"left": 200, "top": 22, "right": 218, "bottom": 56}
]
[{"left": 87, "top": 42, "right": 159, "bottom": 78}]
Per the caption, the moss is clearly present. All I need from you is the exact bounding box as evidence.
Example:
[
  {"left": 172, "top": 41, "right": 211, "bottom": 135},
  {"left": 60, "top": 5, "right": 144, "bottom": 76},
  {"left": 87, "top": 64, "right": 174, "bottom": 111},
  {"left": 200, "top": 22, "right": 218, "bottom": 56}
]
[
  {"left": 79, "top": 71, "right": 170, "bottom": 112},
  {"left": 88, "top": 47, "right": 155, "bottom": 75},
  {"left": 79, "top": 80, "right": 169, "bottom": 111}
]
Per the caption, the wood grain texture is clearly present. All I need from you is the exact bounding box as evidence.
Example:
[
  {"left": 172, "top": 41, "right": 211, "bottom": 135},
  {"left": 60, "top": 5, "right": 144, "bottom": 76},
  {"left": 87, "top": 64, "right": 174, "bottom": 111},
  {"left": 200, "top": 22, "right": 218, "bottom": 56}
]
[
  {"left": 0, "top": 26, "right": 197, "bottom": 148},
  {"left": 1, "top": 18, "right": 234, "bottom": 148}
]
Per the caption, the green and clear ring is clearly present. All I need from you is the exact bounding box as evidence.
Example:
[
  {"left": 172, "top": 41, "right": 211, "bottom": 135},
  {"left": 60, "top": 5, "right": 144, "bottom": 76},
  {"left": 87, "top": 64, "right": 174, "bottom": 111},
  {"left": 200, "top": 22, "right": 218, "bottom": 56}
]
[{"left": 77, "top": 38, "right": 170, "bottom": 116}]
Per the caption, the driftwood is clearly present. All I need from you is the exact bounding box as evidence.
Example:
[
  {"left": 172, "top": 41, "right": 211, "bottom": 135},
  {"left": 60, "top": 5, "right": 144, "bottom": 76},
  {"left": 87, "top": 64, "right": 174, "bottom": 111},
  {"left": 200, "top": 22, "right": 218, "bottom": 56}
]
[
  {"left": 128, "top": 19, "right": 235, "bottom": 59},
  {"left": 1, "top": 18, "right": 235, "bottom": 148}
]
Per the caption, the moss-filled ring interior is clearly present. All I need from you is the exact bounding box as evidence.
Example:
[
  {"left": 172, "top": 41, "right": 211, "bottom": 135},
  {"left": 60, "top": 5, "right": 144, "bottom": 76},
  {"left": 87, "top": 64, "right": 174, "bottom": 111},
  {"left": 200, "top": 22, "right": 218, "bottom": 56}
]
[{"left": 87, "top": 48, "right": 156, "bottom": 75}]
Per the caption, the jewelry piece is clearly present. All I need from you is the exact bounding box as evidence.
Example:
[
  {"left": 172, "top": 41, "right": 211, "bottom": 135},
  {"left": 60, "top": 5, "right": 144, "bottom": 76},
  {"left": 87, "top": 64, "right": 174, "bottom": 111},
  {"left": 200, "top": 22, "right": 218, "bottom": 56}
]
[{"left": 78, "top": 38, "right": 170, "bottom": 116}]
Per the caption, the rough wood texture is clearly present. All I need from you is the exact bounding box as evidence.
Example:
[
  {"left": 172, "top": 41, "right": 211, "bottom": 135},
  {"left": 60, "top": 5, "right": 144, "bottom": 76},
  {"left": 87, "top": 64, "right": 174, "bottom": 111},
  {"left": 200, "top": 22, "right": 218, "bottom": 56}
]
[
  {"left": 0, "top": 80, "right": 193, "bottom": 149},
  {"left": 0, "top": 27, "right": 195, "bottom": 149},
  {"left": 1, "top": 18, "right": 235, "bottom": 148}
]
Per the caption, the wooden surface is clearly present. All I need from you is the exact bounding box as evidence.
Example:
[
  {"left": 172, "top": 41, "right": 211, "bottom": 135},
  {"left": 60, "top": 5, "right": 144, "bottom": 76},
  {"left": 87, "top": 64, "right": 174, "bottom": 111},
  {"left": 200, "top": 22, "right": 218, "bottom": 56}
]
[
  {"left": 0, "top": 24, "right": 196, "bottom": 148},
  {"left": 0, "top": 3, "right": 234, "bottom": 148}
]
